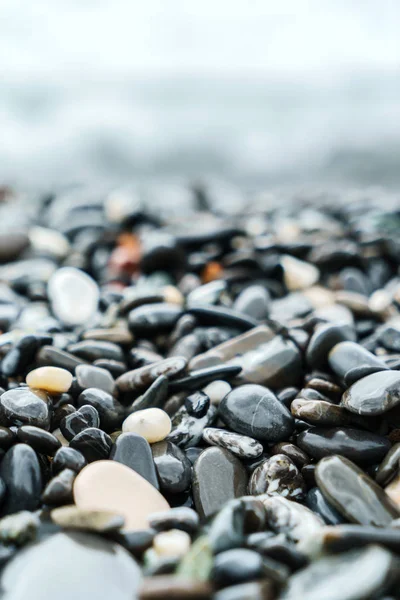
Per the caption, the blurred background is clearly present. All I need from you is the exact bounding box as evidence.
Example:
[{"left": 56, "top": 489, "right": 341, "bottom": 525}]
[{"left": 1, "top": 0, "right": 400, "bottom": 190}]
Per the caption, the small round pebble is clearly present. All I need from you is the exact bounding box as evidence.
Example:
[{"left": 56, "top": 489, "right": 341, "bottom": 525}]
[
  {"left": 26, "top": 366, "right": 73, "bottom": 394},
  {"left": 122, "top": 408, "right": 172, "bottom": 443},
  {"left": 153, "top": 529, "right": 191, "bottom": 558}
]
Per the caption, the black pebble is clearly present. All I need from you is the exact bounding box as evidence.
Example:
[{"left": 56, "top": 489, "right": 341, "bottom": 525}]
[{"left": 70, "top": 427, "right": 112, "bottom": 462}]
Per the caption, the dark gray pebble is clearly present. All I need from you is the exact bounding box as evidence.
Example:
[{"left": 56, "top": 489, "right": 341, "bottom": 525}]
[
  {"left": 70, "top": 427, "right": 112, "bottom": 463},
  {"left": 110, "top": 432, "right": 159, "bottom": 489}
]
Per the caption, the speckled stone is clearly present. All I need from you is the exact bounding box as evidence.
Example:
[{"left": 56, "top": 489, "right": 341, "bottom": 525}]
[
  {"left": 248, "top": 454, "right": 306, "bottom": 500},
  {"left": 203, "top": 428, "right": 263, "bottom": 459}
]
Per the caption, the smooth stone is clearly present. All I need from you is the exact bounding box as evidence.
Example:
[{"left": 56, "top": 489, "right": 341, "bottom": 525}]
[
  {"left": 0, "top": 444, "right": 42, "bottom": 515},
  {"left": 315, "top": 455, "right": 400, "bottom": 526},
  {"left": 169, "top": 365, "right": 242, "bottom": 393},
  {"left": 261, "top": 496, "right": 324, "bottom": 543},
  {"left": 233, "top": 285, "right": 270, "bottom": 321},
  {"left": 77, "top": 388, "right": 125, "bottom": 432},
  {"left": 167, "top": 405, "right": 217, "bottom": 449},
  {"left": 202, "top": 380, "right": 231, "bottom": 405},
  {"left": 185, "top": 392, "right": 210, "bottom": 418},
  {"left": 60, "top": 405, "right": 100, "bottom": 441},
  {"left": 139, "top": 576, "right": 212, "bottom": 599},
  {"left": 0, "top": 531, "right": 141, "bottom": 599},
  {"left": 151, "top": 441, "right": 192, "bottom": 494},
  {"left": 203, "top": 428, "right": 263, "bottom": 459},
  {"left": 70, "top": 427, "right": 112, "bottom": 463},
  {"left": 67, "top": 340, "right": 124, "bottom": 363},
  {"left": 312, "top": 524, "right": 400, "bottom": 554},
  {"left": 270, "top": 442, "right": 309, "bottom": 468},
  {"left": 129, "top": 375, "right": 169, "bottom": 413},
  {"left": 328, "top": 341, "right": 388, "bottom": 383},
  {"left": 122, "top": 408, "right": 171, "bottom": 443},
  {"left": 41, "top": 468, "right": 76, "bottom": 505},
  {"left": 212, "top": 548, "right": 288, "bottom": 588},
  {"left": 94, "top": 358, "right": 127, "bottom": 378},
  {"left": 305, "top": 487, "right": 345, "bottom": 525},
  {"left": 74, "top": 460, "right": 170, "bottom": 531},
  {"left": 214, "top": 580, "right": 275, "bottom": 600},
  {"left": 192, "top": 447, "right": 248, "bottom": 519},
  {"left": 26, "top": 367, "right": 73, "bottom": 394},
  {"left": 1, "top": 336, "right": 41, "bottom": 378},
  {"left": 110, "top": 432, "right": 159, "bottom": 489},
  {"left": 291, "top": 399, "right": 354, "bottom": 427},
  {"left": 186, "top": 305, "right": 258, "bottom": 332},
  {"left": 48, "top": 267, "right": 99, "bottom": 327},
  {"left": 186, "top": 280, "right": 226, "bottom": 308},
  {"left": 246, "top": 532, "right": 308, "bottom": 572},
  {"left": 116, "top": 357, "right": 187, "bottom": 394},
  {"left": 153, "top": 529, "right": 191, "bottom": 558},
  {"left": 376, "top": 443, "right": 400, "bottom": 486},
  {"left": 51, "top": 505, "right": 124, "bottom": 533},
  {"left": 281, "top": 545, "right": 400, "bottom": 600},
  {"left": 17, "top": 426, "right": 61, "bottom": 455},
  {"left": 306, "top": 323, "right": 356, "bottom": 369},
  {"left": 297, "top": 427, "right": 391, "bottom": 465},
  {"left": 219, "top": 384, "right": 294, "bottom": 443},
  {"left": 52, "top": 447, "right": 87, "bottom": 475},
  {"left": 149, "top": 507, "right": 199, "bottom": 535},
  {"left": 36, "top": 345, "right": 86, "bottom": 372},
  {"left": 281, "top": 255, "right": 319, "bottom": 291},
  {"left": 75, "top": 364, "right": 115, "bottom": 395},
  {"left": 0, "top": 388, "right": 50, "bottom": 429},
  {"left": 0, "top": 427, "right": 17, "bottom": 451},
  {"left": 0, "top": 511, "right": 39, "bottom": 546},
  {"left": 83, "top": 327, "right": 133, "bottom": 345},
  {"left": 128, "top": 303, "right": 183, "bottom": 334},
  {"left": 341, "top": 370, "right": 400, "bottom": 416},
  {"left": 248, "top": 454, "right": 306, "bottom": 501}
]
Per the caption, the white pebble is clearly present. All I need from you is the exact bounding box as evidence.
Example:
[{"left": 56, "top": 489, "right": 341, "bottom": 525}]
[
  {"left": 48, "top": 267, "right": 99, "bottom": 327},
  {"left": 202, "top": 380, "right": 231, "bottom": 405},
  {"left": 26, "top": 366, "right": 73, "bottom": 394},
  {"left": 281, "top": 255, "right": 319, "bottom": 291},
  {"left": 122, "top": 408, "right": 171, "bottom": 443},
  {"left": 153, "top": 529, "right": 191, "bottom": 558}
]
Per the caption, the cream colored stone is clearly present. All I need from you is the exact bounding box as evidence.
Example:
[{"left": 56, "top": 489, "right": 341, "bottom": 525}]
[
  {"left": 122, "top": 408, "right": 171, "bottom": 443},
  {"left": 385, "top": 474, "right": 400, "bottom": 506},
  {"left": 163, "top": 285, "right": 184, "bottom": 306},
  {"left": 153, "top": 529, "right": 191, "bottom": 558},
  {"left": 74, "top": 461, "right": 169, "bottom": 531},
  {"left": 202, "top": 380, "right": 231, "bottom": 405},
  {"left": 302, "top": 285, "right": 335, "bottom": 309},
  {"left": 26, "top": 366, "right": 73, "bottom": 394},
  {"left": 281, "top": 255, "right": 319, "bottom": 291}
]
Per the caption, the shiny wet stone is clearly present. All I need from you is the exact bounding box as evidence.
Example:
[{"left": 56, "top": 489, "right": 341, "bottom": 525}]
[
  {"left": 151, "top": 441, "right": 192, "bottom": 494},
  {"left": 262, "top": 496, "right": 324, "bottom": 543},
  {"left": 17, "top": 426, "right": 61, "bottom": 455},
  {"left": 219, "top": 384, "right": 294, "bottom": 442},
  {"left": 128, "top": 303, "right": 183, "bottom": 335},
  {"left": 328, "top": 341, "right": 388, "bottom": 385},
  {"left": 203, "top": 427, "right": 263, "bottom": 459},
  {"left": 192, "top": 447, "right": 248, "bottom": 519},
  {"left": 306, "top": 323, "right": 355, "bottom": 369},
  {"left": 110, "top": 432, "right": 159, "bottom": 489},
  {"left": 341, "top": 370, "right": 400, "bottom": 415},
  {"left": 0, "top": 388, "right": 50, "bottom": 429},
  {"left": 75, "top": 364, "right": 115, "bottom": 395},
  {"left": 315, "top": 455, "right": 400, "bottom": 526},
  {"left": 70, "top": 427, "right": 112, "bottom": 463},
  {"left": 41, "top": 468, "right": 76, "bottom": 506},
  {"left": 248, "top": 454, "right": 306, "bottom": 500},
  {"left": 0, "top": 444, "right": 42, "bottom": 515},
  {"left": 212, "top": 547, "right": 288, "bottom": 588},
  {"left": 167, "top": 405, "right": 217, "bottom": 449},
  {"left": 297, "top": 427, "right": 391, "bottom": 465},
  {"left": 116, "top": 356, "right": 187, "bottom": 394},
  {"left": 77, "top": 387, "right": 125, "bottom": 432},
  {"left": 52, "top": 447, "right": 87, "bottom": 475},
  {"left": 60, "top": 404, "right": 100, "bottom": 441},
  {"left": 305, "top": 487, "right": 345, "bottom": 525},
  {"left": 48, "top": 267, "right": 99, "bottom": 327}
]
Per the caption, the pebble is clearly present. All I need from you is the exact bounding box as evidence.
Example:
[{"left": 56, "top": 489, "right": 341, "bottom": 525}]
[
  {"left": 129, "top": 303, "right": 183, "bottom": 335},
  {"left": 129, "top": 375, "right": 169, "bottom": 413},
  {"left": 0, "top": 387, "right": 50, "bottom": 429},
  {"left": 270, "top": 442, "right": 309, "bottom": 468},
  {"left": 203, "top": 428, "right": 263, "bottom": 459},
  {"left": 110, "top": 432, "right": 159, "bottom": 489},
  {"left": 341, "top": 370, "right": 400, "bottom": 415},
  {"left": 0, "top": 531, "right": 141, "bottom": 599},
  {"left": 75, "top": 364, "right": 115, "bottom": 394},
  {"left": 315, "top": 455, "right": 400, "bottom": 526},
  {"left": 26, "top": 366, "right": 73, "bottom": 394},
  {"left": 375, "top": 442, "right": 400, "bottom": 486},
  {"left": 297, "top": 427, "right": 391, "bottom": 465},
  {"left": 149, "top": 507, "right": 199, "bottom": 534},
  {"left": 70, "top": 427, "right": 112, "bottom": 462},
  {"left": 305, "top": 487, "right": 345, "bottom": 525},
  {"left": 262, "top": 496, "right": 324, "bottom": 543},
  {"left": 60, "top": 405, "right": 100, "bottom": 441},
  {"left": 74, "top": 460, "right": 170, "bottom": 530},
  {"left": 116, "top": 356, "right": 187, "bottom": 394},
  {"left": 306, "top": 323, "right": 356, "bottom": 368},
  {"left": 36, "top": 345, "right": 85, "bottom": 372},
  {"left": 212, "top": 547, "right": 288, "bottom": 588},
  {"left": 291, "top": 398, "right": 354, "bottom": 427},
  {"left": 167, "top": 405, "right": 217, "bottom": 449},
  {"left": 153, "top": 529, "right": 191, "bottom": 558},
  {"left": 48, "top": 267, "right": 99, "bottom": 327},
  {"left": 192, "top": 447, "right": 248, "bottom": 518},
  {"left": 122, "top": 408, "right": 172, "bottom": 443},
  {"left": 328, "top": 341, "right": 388, "bottom": 385},
  {"left": 185, "top": 392, "right": 210, "bottom": 417},
  {"left": 202, "top": 380, "right": 231, "bottom": 405},
  {"left": 51, "top": 505, "right": 124, "bottom": 533},
  {"left": 186, "top": 305, "right": 259, "bottom": 332},
  {"left": 17, "top": 426, "right": 61, "bottom": 454},
  {"left": 52, "top": 447, "right": 87, "bottom": 475},
  {"left": 219, "top": 384, "right": 294, "bottom": 442},
  {"left": 281, "top": 255, "right": 320, "bottom": 291},
  {"left": 248, "top": 454, "right": 306, "bottom": 500},
  {"left": 233, "top": 285, "right": 270, "bottom": 321},
  {"left": 0, "top": 511, "right": 39, "bottom": 546},
  {"left": 42, "top": 468, "right": 76, "bottom": 505},
  {"left": 151, "top": 441, "right": 192, "bottom": 494},
  {"left": 0, "top": 444, "right": 42, "bottom": 515}
]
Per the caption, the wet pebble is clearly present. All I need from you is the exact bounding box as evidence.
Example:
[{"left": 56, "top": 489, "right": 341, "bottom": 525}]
[
  {"left": 203, "top": 427, "right": 263, "bottom": 459},
  {"left": 149, "top": 507, "right": 199, "bottom": 535},
  {"left": 0, "top": 444, "right": 42, "bottom": 515},
  {"left": 52, "top": 447, "right": 87, "bottom": 475},
  {"left": 75, "top": 364, "right": 115, "bottom": 394},
  {"left": 0, "top": 387, "right": 50, "bottom": 429},
  {"left": 26, "top": 366, "right": 73, "bottom": 394},
  {"left": 17, "top": 426, "right": 61, "bottom": 455},
  {"left": 42, "top": 468, "right": 76, "bottom": 505},
  {"left": 151, "top": 441, "right": 192, "bottom": 495},
  {"left": 60, "top": 405, "right": 100, "bottom": 441},
  {"left": 70, "top": 427, "right": 112, "bottom": 463},
  {"left": 341, "top": 370, "right": 400, "bottom": 415},
  {"left": 77, "top": 387, "right": 125, "bottom": 432},
  {"left": 48, "top": 267, "right": 99, "bottom": 327},
  {"left": 248, "top": 454, "right": 306, "bottom": 500},
  {"left": 111, "top": 432, "right": 159, "bottom": 489},
  {"left": 122, "top": 408, "right": 171, "bottom": 443}
]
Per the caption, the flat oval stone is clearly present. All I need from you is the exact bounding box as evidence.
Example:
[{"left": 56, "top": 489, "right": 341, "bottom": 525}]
[
  {"left": 0, "top": 444, "right": 42, "bottom": 515},
  {"left": 0, "top": 388, "right": 50, "bottom": 429},
  {"left": 192, "top": 447, "right": 248, "bottom": 519},
  {"left": 151, "top": 441, "right": 192, "bottom": 494},
  {"left": 77, "top": 388, "right": 125, "bottom": 432},
  {"left": 68, "top": 340, "right": 124, "bottom": 363},
  {"left": 52, "top": 447, "right": 87, "bottom": 475},
  {"left": 17, "top": 426, "right": 61, "bottom": 455},
  {"left": 122, "top": 408, "right": 171, "bottom": 443},
  {"left": 233, "top": 285, "right": 270, "bottom": 321},
  {"left": 110, "top": 432, "right": 159, "bottom": 489},
  {"left": 341, "top": 370, "right": 400, "bottom": 415},
  {"left": 219, "top": 384, "right": 294, "bottom": 442},
  {"left": 51, "top": 505, "right": 124, "bottom": 533},
  {"left": 128, "top": 303, "right": 182, "bottom": 334},
  {"left": 270, "top": 442, "right": 309, "bottom": 468},
  {"left": 60, "top": 405, "right": 100, "bottom": 441},
  {"left": 328, "top": 341, "right": 388, "bottom": 384},
  {"left": 248, "top": 454, "right": 306, "bottom": 500},
  {"left": 48, "top": 267, "right": 99, "bottom": 327},
  {"left": 291, "top": 399, "right": 354, "bottom": 427},
  {"left": 315, "top": 455, "right": 400, "bottom": 526},
  {"left": 281, "top": 545, "right": 399, "bottom": 600},
  {"left": 0, "top": 531, "right": 141, "bottom": 600},
  {"left": 37, "top": 345, "right": 86, "bottom": 372},
  {"left": 203, "top": 427, "right": 263, "bottom": 459},
  {"left": 116, "top": 357, "right": 187, "bottom": 394},
  {"left": 74, "top": 460, "right": 169, "bottom": 530},
  {"left": 70, "top": 428, "right": 112, "bottom": 463},
  {"left": 297, "top": 427, "right": 391, "bottom": 465},
  {"left": 75, "top": 364, "right": 115, "bottom": 395},
  {"left": 306, "top": 323, "right": 355, "bottom": 369},
  {"left": 26, "top": 367, "right": 73, "bottom": 394}
]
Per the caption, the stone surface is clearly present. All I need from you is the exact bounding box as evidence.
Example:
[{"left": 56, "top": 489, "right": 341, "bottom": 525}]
[
  {"left": 341, "top": 370, "right": 400, "bottom": 415},
  {"left": 0, "top": 444, "right": 42, "bottom": 515},
  {"left": 151, "top": 441, "right": 192, "bottom": 495},
  {"left": 77, "top": 388, "right": 125, "bottom": 432},
  {"left": 75, "top": 364, "right": 115, "bottom": 395},
  {"left": 70, "top": 427, "right": 112, "bottom": 463},
  {"left": 281, "top": 255, "right": 319, "bottom": 291},
  {"left": 110, "top": 432, "right": 159, "bottom": 489},
  {"left": 0, "top": 388, "right": 50, "bottom": 429},
  {"left": 202, "top": 427, "right": 263, "bottom": 459},
  {"left": 74, "top": 460, "right": 170, "bottom": 530},
  {"left": 192, "top": 447, "right": 248, "bottom": 519},
  {"left": 248, "top": 454, "right": 306, "bottom": 500},
  {"left": 17, "top": 426, "right": 61, "bottom": 455},
  {"left": 51, "top": 505, "right": 124, "bottom": 533},
  {"left": 48, "top": 267, "right": 99, "bottom": 327},
  {"left": 26, "top": 366, "right": 73, "bottom": 394},
  {"left": 122, "top": 408, "right": 172, "bottom": 443}
]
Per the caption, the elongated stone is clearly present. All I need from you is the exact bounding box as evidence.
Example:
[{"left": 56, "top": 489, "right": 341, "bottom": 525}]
[
  {"left": 306, "top": 323, "right": 355, "bottom": 369},
  {"left": 110, "top": 432, "right": 159, "bottom": 489},
  {"left": 203, "top": 428, "right": 263, "bottom": 459},
  {"left": 219, "top": 384, "right": 294, "bottom": 443},
  {"left": 315, "top": 455, "right": 400, "bottom": 526},
  {"left": 193, "top": 448, "right": 248, "bottom": 519},
  {"left": 128, "top": 303, "right": 182, "bottom": 334},
  {"left": 305, "top": 487, "right": 345, "bottom": 525},
  {"left": 0, "top": 444, "right": 42, "bottom": 515},
  {"left": 74, "top": 461, "right": 169, "bottom": 530},
  {"left": 328, "top": 341, "right": 388, "bottom": 384},
  {"left": 116, "top": 357, "right": 187, "bottom": 394},
  {"left": 341, "top": 370, "right": 400, "bottom": 415},
  {"left": 313, "top": 524, "right": 400, "bottom": 554},
  {"left": 291, "top": 399, "right": 353, "bottom": 427},
  {"left": 376, "top": 443, "right": 400, "bottom": 486},
  {"left": 48, "top": 267, "right": 99, "bottom": 327},
  {"left": 17, "top": 426, "right": 61, "bottom": 455}
]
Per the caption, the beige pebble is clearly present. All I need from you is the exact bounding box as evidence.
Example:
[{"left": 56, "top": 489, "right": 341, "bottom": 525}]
[
  {"left": 74, "top": 461, "right": 169, "bottom": 531},
  {"left": 52, "top": 428, "right": 69, "bottom": 447},
  {"left": 202, "top": 380, "right": 231, "bottom": 405},
  {"left": 302, "top": 285, "right": 335, "bottom": 309},
  {"left": 385, "top": 474, "right": 400, "bottom": 506},
  {"left": 281, "top": 255, "right": 319, "bottom": 291},
  {"left": 122, "top": 408, "right": 171, "bottom": 443},
  {"left": 153, "top": 529, "right": 191, "bottom": 558},
  {"left": 163, "top": 285, "right": 184, "bottom": 306},
  {"left": 26, "top": 366, "right": 73, "bottom": 394}
]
